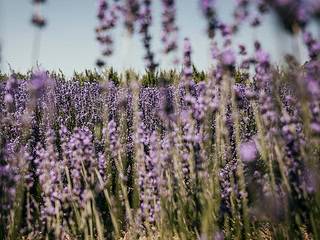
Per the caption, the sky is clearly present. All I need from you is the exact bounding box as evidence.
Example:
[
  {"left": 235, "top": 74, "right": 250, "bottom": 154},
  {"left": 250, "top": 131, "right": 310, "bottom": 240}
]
[{"left": 0, "top": 0, "right": 314, "bottom": 76}]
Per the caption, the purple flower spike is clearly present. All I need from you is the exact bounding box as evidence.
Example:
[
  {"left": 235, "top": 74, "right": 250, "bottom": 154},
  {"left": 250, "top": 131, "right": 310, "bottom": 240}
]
[
  {"left": 95, "top": 0, "right": 120, "bottom": 67},
  {"left": 123, "top": 0, "right": 140, "bottom": 34},
  {"left": 161, "top": 0, "right": 179, "bottom": 55},
  {"left": 200, "top": 0, "right": 218, "bottom": 38},
  {"left": 139, "top": 0, "right": 158, "bottom": 71},
  {"left": 182, "top": 38, "right": 193, "bottom": 83}
]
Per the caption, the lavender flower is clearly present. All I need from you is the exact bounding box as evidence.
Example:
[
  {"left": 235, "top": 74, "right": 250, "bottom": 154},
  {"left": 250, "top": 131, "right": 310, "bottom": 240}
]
[
  {"left": 182, "top": 38, "right": 193, "bottom": 87},
  {"left": 31, "top": 0, "right": 47, "bottom": 28},
  {"left": 95, "top": 0, "right": 120, "bottom": 67},
  {"left": 35, "top": 130, "right": 63, "bottom": 227},
  {"left": 221, "top": 49, "right": 236, "bottom": 68},
  {"left": 108, "top": 119, "right": 120, "bottom": 157},
  {"left": 239, "top": 140, "right": 258, "bottom": 162},
  {"left": 139, "top": 0, "right": 158, "bottom": 71},
  {"left": 123, "top": 0, "right": 140, "bottom": 34},
  {"left": 303, "top": 31, "right": 320, "bottom": 60},
  {"left": 200, "top": 0, "right": 218, "bottom": 38},
  {"left": 66, "top": 127, "right": 96, "bottom": 207},
  {"left": 266, "top": 0, "right": 309, "bottom": 33},
  {"left": 161, "top": 0, "right": 179, "bottom": 55}
]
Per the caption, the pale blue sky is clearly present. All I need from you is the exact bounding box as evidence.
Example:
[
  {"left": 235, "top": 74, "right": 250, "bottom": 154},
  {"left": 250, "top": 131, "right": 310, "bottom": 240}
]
[{"left": 0, "top": 0, "right": 313, "bottom": 75}]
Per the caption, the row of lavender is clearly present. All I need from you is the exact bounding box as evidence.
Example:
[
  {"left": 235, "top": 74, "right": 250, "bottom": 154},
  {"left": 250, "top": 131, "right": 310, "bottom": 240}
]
[{"left": 1, "top": 45, "right": 320, "bottom": 239}]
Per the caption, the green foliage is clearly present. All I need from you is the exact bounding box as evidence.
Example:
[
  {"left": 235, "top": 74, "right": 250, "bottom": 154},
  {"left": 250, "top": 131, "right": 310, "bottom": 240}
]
[
  {"left": 0, "top": 72, "right": 8, "bottom": 82},
  {"left": 158, "top": 69, "right": 179, "bottom": 86},
  {"left": 0, "top": 67, "right": 214, "bottom": 86},
  {"left": 73, "top": 69, "right": 102, "bottom": 85},
  {"left": 192, "top": 65, "right": 206, "bottom": 83},
  {"left": 49, "top": 69, "right": 66, "bottom": 81},
  {"left": 141, "top": 69, "right": 159, "bottom": 87},
  {"left": 234, "top": 69, "right": 249, "bottom": 84},
  {"left": 106, "top": 67, "right": 120, "bottom": 86}
]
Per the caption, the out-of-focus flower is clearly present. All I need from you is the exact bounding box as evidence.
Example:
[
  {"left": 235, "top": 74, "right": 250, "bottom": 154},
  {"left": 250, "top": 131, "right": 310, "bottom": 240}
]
[
  {"left": 182, "top": 38, "right": 193, "bottom": 83},
  {"left": 31, "top": 13, "right": 46, "bottom": 28},
  {"left": 200, "top": 0, "right": 218, "bottom": 38},
  {"left": 303, "top": 31, "right": 320, "bottom": 59},
  {"left": 31, "top": 0, "right": 47, "bottom": 28},
  {"left": 221, "top": 49, "right": 236, "bottom": 67},
  {"left": 240, "top": 140, "right": 258, "bottom": 162},
  {"left": 139, "top": 0, "right": 158, "bottom": 71},
  {"left": 161, "top": 0, "right": 178, "bottom": 55},
  {"left": 123, "top": 0, "right": 140, "bottom": 34},
  {"left": 95, "top": 0, "right": 120, "bottom": 67}
]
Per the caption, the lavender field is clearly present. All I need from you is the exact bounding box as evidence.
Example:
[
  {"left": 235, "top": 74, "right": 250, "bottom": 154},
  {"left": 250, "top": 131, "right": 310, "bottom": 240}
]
[{"left": 1, "top": 0, "right": 320, "bottom": 239}]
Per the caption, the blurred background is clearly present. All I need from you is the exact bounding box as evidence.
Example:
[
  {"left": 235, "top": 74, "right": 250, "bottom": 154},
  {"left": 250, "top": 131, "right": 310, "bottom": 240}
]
[{"left": 0, "top": 0, "right": 318, "bottom": 75}]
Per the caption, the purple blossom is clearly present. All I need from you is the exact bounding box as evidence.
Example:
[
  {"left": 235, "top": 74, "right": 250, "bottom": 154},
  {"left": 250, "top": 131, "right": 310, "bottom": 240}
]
[
  {"left": 182, "top": 38, "right": 193, "bottom": 84},
  {"left": 221, "top": 49, "right": 236, "bottom": 67},
  {"left": 123, "top": 0, "right": 140, "bottom": 34},
  {"left": 200, "top": 0, "right": 218, "bottom": 38},
  {"left": 240, "top": 140, "right": 258, "bottom": 162},
  {"left": 95, "top": 0, "right": 120, "bottom": 66},
  {"left": 139, "top": 0, "right": 158, "bottom": 71},
  {"left": 161, "top": 0, "right": 179, "bottom": 55}
]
